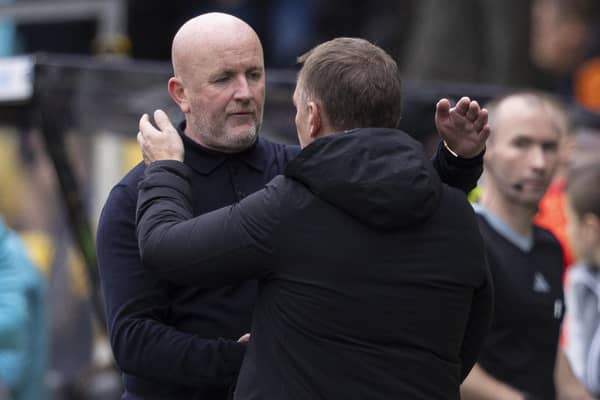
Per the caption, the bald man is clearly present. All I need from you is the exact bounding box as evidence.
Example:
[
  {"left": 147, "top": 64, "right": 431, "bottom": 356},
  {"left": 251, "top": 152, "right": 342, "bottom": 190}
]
[{"left": 97, "top": 13, "right": 489, "bottom": 399}]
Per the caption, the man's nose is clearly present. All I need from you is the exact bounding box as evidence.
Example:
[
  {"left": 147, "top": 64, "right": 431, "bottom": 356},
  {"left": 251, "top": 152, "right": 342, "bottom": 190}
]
[
  {"left": 530, "top": 146, "right": 547, "bottom": 171},
  {"left": 233, "top": 76, "right": 252, "bottom": 100}
]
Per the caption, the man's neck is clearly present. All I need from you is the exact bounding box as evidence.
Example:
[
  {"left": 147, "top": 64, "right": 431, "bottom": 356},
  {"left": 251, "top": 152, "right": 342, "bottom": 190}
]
[{"left": 481, "top": 186, "right": 536, "bottom": 237}]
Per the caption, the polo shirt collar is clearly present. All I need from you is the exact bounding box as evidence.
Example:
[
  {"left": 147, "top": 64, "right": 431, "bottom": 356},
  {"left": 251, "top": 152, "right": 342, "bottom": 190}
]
[
  {"left": 473, "top": 203, "right": 534, "bottom": 252},
  {"left": 178, "top": 120, "right": 266, "bottom": 175}
]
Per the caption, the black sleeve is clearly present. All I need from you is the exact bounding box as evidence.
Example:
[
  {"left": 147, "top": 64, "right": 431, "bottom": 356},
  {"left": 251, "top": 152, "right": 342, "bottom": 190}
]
[
  {"left": 97, "top": 182, "right": 245, "bottom": 387},
  {"left": 136, "top": 160, "right": 282, "bottom": 287},
  {"left": 431, "top": 141, "right": 484, "bottom": 194}
]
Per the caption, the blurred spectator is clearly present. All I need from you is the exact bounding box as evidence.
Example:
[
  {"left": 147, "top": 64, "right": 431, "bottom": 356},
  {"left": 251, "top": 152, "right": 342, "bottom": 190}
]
[
  {"left": 0, "top": 215, "right": 47, "bottom": 400},
  {"left": 535, "top": 105, "right": 600, "bottom": 271},
  {"left": 530, "top": 0, "right": 597, "bottom": 98},
  {"left": 0, "top": 128, "right": 97, "bottom": 399},
  {"left": 564, "top": 161, "right": 600, "bottom": 397},
  {"left": 574, "top": 57, "right": 600, "bottom": 111}
]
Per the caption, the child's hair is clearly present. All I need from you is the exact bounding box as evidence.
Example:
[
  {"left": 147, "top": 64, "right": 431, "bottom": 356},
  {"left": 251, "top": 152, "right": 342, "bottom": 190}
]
[{"left": 566, "top": 160, "right": 600, "bottom": 219}]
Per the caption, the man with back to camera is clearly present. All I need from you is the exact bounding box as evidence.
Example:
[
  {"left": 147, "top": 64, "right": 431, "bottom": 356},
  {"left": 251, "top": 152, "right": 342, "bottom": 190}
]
[
  {"left": 135, "top": 37, "right": 493, "bottom": 400},
  {"left": 460, "top": 92, "right": 593, "bottom": 400},
  {"left": 96, "top": 12, "right": 491, "bottom": 399}
]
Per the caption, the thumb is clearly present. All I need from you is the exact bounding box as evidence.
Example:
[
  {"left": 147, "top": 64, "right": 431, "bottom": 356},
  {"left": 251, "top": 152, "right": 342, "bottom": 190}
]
[{"left": 154, "top": 109, "right": 177, "bottom": 134}]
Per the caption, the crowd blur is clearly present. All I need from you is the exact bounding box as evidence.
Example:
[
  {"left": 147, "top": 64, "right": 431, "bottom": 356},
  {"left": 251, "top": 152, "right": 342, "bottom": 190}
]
[{"left": 0, "top": 0, "right": 600, "bottom": 399}]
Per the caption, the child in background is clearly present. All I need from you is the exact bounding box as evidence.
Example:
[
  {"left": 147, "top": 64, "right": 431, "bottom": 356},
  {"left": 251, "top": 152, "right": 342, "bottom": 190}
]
[{"left": 565, "top": 160, "right": 600, "bottom": 397}]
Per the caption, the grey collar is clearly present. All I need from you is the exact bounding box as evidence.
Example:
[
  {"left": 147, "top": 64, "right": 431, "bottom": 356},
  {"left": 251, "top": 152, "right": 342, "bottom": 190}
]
[{"left": 473, "top": 203, "right": 533, "bottom": 252}]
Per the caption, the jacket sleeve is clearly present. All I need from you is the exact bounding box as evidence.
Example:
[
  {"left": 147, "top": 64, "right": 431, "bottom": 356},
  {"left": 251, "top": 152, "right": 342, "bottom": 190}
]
[
  {"left": 431, "top": 141, "right": 484, "bottom": 194},
  {"left": 458, "top": 223, "right": 494, "bottom": 381},
  {"left": 96, "top": 183, "right": 245, "bottom": 387},
  {"left": 136, "top": 160, "right": 281, "bottom": 287}
]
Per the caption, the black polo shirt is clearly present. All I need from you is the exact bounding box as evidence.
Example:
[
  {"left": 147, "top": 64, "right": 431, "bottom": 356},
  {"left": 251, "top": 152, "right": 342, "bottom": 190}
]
[{"left": 475, "top": 208, "right": 564, "bottom": 400}]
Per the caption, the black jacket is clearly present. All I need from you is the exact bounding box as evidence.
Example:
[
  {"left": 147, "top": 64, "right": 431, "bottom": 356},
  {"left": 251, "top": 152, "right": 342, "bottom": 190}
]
[
  {"left": 97, "top": 120, "right": 482, "bottom": 399},
  {"left": 137, "top": 128, "right": 493, "bottom": 400}
]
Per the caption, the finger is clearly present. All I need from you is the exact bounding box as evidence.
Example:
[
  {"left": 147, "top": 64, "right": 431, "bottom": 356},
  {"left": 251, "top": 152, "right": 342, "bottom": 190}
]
[
  {"left": 472, "top": 108, "right": 488, "bottom": 132},
  {"left": 480, "top": 124, "right": 491, "bottom": 143},
  {"left": 137, "top": 130, "right": 145, "bottom": 146},
  {"left": 139, "top": 113, "right": 157, "bottom": 137},
  {"left": 466, "top": 101, "right": 480, "bottom": 122},
  {"left": 137, "top": 131, "right": 150, "bottom": 165},
  {"left": 435, "top": 98, "right": 451, "bottom": 119},
  {"left": 454, "top": 96, "right": 471, "bottom": 116},
  {"left": 154, "top": 109, "right": 177, "bottom": 134}
]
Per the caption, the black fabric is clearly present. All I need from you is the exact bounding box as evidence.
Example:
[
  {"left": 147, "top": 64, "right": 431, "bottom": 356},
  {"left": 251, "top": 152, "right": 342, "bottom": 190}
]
[
  {"left": 476, "top": 216, "right": 565, "bottom": 400},
  {"left": 285, "top": 128, "right": 441, "bottom": 230},
  {"left": 136, "top": 128, "right": 493, "bottom": 400},
  {"left": 431, "top": 140, "right": 484, "bottom": 195}
]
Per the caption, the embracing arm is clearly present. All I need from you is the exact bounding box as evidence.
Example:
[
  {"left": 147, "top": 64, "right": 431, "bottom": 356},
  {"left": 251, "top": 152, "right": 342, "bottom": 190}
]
[
  {"left": 97, "top": 184, "right": 246, "bottom": 386},
  {"left": 136, "top": 161, "right": 282, "bottom": 287}
]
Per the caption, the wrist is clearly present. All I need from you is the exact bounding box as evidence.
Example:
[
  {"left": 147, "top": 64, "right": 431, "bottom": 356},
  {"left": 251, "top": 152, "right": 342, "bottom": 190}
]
[
  {"left": 442, "top": 140, "right": 486, "bottom": 160},
  {"left": 443, "top": 140, "right": 459, "bottom": 157}
]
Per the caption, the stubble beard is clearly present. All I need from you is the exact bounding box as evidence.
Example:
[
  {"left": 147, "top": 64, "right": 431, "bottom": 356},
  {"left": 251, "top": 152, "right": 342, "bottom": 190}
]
[{"left": 189, "top": 115, "right": 260, "bottom": 154}]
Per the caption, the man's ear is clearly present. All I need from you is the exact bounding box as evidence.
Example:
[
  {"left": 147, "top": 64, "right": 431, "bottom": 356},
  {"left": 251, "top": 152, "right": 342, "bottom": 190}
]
[
  {"left": 307, "top": 100, "right": 322, "bottom": 139},
  {"left": 168, "top": 77, "right": 190, "bottom": 113}
]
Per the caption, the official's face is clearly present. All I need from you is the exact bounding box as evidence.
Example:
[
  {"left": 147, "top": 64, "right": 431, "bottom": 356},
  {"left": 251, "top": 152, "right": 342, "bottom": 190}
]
[
  {"left": 484, "top": 101, "right": 560, "bottom": 209},
  {"left": 183, "top": 31, "right": 265, "bottom": 152}
]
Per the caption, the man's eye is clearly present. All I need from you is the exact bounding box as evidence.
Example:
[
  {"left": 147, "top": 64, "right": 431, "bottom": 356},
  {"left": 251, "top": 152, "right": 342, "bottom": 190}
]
[
  {"left": 248, "top": 71, "right": 262, "bottom": 80},
  {"left": 214, "top": 76, "right": 229, "bottom": 83},
  {"left": 513, "top": 139, "right": 531, "bottom": 148},
  {"left": 543, "top": 143, "right": 558, "bottom": 152}
]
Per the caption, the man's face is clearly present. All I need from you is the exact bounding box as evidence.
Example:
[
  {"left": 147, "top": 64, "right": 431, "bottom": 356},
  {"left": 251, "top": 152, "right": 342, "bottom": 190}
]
[
  {"left": 183, "top": 33, "right": 265, "bottom": 152},
  {"left": 484, "top": 103, "right": 561, "bottom": 209}
]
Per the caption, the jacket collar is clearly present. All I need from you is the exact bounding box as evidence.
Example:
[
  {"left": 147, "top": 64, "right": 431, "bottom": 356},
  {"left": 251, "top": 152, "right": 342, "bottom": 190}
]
[{"left": 178, "top": 120, "right": 266, "bottom": 175}]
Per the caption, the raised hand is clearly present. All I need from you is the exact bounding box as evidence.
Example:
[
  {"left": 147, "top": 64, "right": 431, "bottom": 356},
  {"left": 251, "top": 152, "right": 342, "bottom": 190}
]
[
  {"left": 137, "top": 109, "right": 185, "bottom": 164},
  {"left": 435, "top": 97, "right": 491, "bottom": 159}
]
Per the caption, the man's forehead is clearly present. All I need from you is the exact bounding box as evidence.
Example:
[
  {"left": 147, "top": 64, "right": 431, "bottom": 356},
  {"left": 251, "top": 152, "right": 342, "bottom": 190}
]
[
  {"left": 494, "top": 106, "right": 561, "bottom": 142},
  {"left": 185, "top": 42, "right": 263, "bottom": 76}
]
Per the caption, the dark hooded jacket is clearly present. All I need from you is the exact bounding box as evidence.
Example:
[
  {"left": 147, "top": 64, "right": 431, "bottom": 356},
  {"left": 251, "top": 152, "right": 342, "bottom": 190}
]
[{"left": 136, "top": 127, "right": 492, "bottom": 400}]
